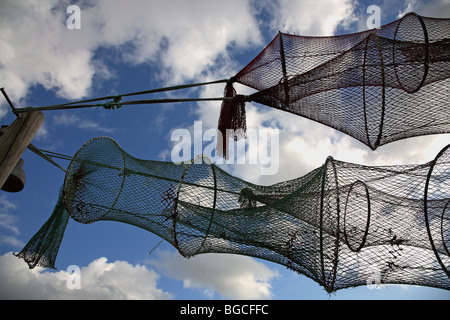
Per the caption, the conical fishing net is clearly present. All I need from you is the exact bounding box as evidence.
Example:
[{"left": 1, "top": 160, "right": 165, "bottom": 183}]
[
  {"left": 17, "top": 137, "right": 449, "bottom": 293},
  {"left": 219, "top": 12, "right": 450, "bottom": 154},
  {"left": 16, "top": 13, "right": 449, "bottom": 159}
]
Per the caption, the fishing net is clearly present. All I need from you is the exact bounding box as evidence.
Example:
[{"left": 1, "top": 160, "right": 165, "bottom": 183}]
[
  {"left": 16, "top": 137, "right": 450, "bottom": 293},
  {"left": 218, "top": 12, "right": 450, "bottom": 155}
]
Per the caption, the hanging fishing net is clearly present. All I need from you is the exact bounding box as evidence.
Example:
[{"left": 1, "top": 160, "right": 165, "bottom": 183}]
[
  {"left": 218, "top": 12, "right": 450, "bottom": 156},
  {"left": 16, "top": 137, "right": 450, "bottom": 293}
]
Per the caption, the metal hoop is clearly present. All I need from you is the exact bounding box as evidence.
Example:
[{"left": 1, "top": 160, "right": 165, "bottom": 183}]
[
  {"left": 393, "top": 12, "right": 429, "bottom": 94},
  {"left": 343, "top": 180, "right": 371, "bottom": 252}
]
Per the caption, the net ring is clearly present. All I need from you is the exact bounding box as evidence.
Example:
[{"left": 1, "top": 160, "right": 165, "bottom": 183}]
[
  {"left": 63, "top": 137, "right": 126, "bottom": 224},
  {"left": 424, "top": 144, "right": 450, "bottom": 278},
  {"left": 441, "top": 199, "right": 450, "bottom": 257},
  {"left": 175, "top": 155, "right": 218, "bottom": 258},
  {"left": 343, "top": 180, "right": 371, "bottom": 252},
  {"left": 319, "top": 156, "right": 341, "bottom": 293},
  {"left": 393, "top": 12, "right": 429, "bottom": 93},
  {"left": 363, "top": 32, "right": 385, "bottom": 150}
]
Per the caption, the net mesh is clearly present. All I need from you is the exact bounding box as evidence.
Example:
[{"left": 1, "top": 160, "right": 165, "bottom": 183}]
[
  {"left": 14, "top": 192, "right": 69, "bottom": 269},
  {"left": 18, "top": 137, "right": 450, "bottom": 292},
  {"left": 226, "top": 13, "right": 450, "bottom": 150}
]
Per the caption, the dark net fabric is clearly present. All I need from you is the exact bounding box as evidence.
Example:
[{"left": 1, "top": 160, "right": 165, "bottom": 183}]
[
  {"left": 15, "top": 192, "right": 69, "bottom": 269},
  {"left": 232, "top": 13, "right": 450, "bottom": 150},
  {"left": 19, "top": 137, "right": 449, "bottom": 293}
]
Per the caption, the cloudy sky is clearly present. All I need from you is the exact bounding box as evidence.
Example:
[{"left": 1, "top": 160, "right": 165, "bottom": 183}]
[{"left": 0, "top": 0, "right": 449, "bottom": 300}]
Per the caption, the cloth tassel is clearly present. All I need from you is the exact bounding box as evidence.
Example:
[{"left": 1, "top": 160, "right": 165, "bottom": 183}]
[
  {"left": 14, "top": 191, "right": 69, "bottom": 269},
  {"left": 217, "top": 82, "right": 247, "bottom": 159}
]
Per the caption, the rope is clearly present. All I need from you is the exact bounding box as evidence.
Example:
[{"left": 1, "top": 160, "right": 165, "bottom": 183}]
[
  {"left": 0, "top": 88, "right": 18, "bottom": 116},
  {"left": 2, "top": 81, "right": 242, "bottom": 174},
  {"left": 27, "top": 144, "right": 68, "bottom": 173},
  {"left": 14, "top": 79, "right": 231, "bottom": 113},
  {"left": 16, "top": 97, "right": 235, "bottom": 113},
  {"left": 39, "top": 149, "right": 73, "bottom": 161}
]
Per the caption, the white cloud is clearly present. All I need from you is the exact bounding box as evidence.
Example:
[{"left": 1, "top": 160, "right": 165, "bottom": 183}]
[
  {"left": 147, "top": 250, "right": 279, "bottom": 300},
  {"left": 84, "top": 0, "right": 263, "bottom": 83},
  {"left": 0, "top": 212, "right": 19, "bottom": 235},
  {"left": 0, "top": 0, "right": 262, "bottom": 116},
  {"left": 0, "top": 195, "right": 17, "bottom": 214},
  {"left": 34, "top": 123, "right": 50, "bottom": 141},
  {"left": 397, "top": 0, "right": 420, "bottom": 17},
  {"left": 0, "top": 252, "right": 171, "bottom": 300},
  {"left": 0, "top": 0, "right": 95, "bottom": 104},
  {"left": 1, "top": 250, "right": 278, "bottom": 300},
  {"left": 52, "top": 113, "right": 115, "bottom": 133},
  {"left": 397, "top": 0, "right": 450, "bottom": 18},
  {"left": 0, "top": 196, "right": 23, "bottom": 248},
  {"left": 0, "top": 236, "right": 24, "bottom": 248},
  {"left": 268, "top": 0, "right": 357, "bottom": 35}
]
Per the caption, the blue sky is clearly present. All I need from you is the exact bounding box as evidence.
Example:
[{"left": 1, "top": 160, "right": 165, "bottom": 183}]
[{"left": 0, "top": 0, "right": 449, "bottom": 300}]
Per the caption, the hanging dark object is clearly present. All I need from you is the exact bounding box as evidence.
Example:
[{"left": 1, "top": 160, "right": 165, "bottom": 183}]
[
  {"left": 1, "top": 158, "right": 25, "bottom": 192},
  {"left": 16, "top": 137, "right": 450, "bottom": 293},
  {"left": 217, "top": 80, "right": 247, "bottom": 158}
]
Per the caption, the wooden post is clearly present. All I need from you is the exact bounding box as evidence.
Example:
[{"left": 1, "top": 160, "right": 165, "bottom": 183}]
[{"left": 0, "top": 111, "right": 44, "bottom": 189}]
